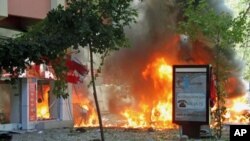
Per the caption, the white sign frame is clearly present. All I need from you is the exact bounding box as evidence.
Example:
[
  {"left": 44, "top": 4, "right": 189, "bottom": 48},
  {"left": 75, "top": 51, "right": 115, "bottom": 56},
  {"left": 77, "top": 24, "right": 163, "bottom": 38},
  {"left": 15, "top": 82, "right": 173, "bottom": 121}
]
[{"left": 173, "top": 65, "right": 210, "bottom": 124}]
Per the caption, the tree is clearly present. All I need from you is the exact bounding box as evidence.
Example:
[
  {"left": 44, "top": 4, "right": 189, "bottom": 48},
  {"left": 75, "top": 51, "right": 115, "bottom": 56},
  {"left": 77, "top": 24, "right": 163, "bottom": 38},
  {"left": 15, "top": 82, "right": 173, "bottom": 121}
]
[
  {"left": 0, "top": 0, "right": 137, "bottom": 140},
  {"left": 177, "top": 0, "right": 249, "bottom": 138},
  {"left": 232, "top": 1, "right": 250, "bottom": 80}
]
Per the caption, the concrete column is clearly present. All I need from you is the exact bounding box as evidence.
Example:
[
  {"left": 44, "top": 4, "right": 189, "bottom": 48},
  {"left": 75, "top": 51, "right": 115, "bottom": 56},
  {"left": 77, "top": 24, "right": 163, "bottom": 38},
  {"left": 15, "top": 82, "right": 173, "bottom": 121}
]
[
  {"left": 21, "top": 78, "right": 37, "bottom": 130},
  {"left": 59, "top": 83, "right": 73, "bottom": 121},
  {"left": 0, "top": 0, "right": 7, "bottom": 20},
  {"left": 21, "top": 79, "right": 29, "bottom": 130},
  {"left": 10, "top": 80, "right": 21, "bottom": 123},
  {"left": 49, "top": 87, "right": 59, "bottom": 119}
]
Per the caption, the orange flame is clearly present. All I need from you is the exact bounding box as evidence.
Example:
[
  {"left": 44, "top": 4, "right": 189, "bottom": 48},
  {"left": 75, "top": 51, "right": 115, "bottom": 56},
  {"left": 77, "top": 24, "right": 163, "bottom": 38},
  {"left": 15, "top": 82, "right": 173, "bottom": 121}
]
[
  {"left": 72, "top": 57, "right": 177, "bottom": 129},
  {"left": 224, "top": 94, "right": 250, "bottom": 124},
  {"left": 72, "top": 85, "right": 98, "bottom": 127},
  {"left": 72, "top": 35, "right": 250, "bottom": 128},
  {"left": 37, "top": 84, "right": 50, "bottom": 119},
  {"left": 120, "top": 58, "right": 177, "bottom": 129}
]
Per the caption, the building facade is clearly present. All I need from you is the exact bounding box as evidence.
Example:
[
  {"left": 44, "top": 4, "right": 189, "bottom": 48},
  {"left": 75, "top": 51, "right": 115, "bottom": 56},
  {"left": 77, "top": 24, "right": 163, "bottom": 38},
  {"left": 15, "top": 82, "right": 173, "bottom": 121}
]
[{"left": 0, "top": 0, "right": 74, "bottom": 131}]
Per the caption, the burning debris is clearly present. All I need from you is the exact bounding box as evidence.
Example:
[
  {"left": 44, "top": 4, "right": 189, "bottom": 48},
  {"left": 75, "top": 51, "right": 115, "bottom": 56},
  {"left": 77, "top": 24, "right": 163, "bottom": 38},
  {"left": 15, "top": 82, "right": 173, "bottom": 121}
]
[
  {"left": 224, "top": 95, "right": 250, "bottom": 124},
  {"left": 72, "top": 84, "right": 98, "bottom": 127}
]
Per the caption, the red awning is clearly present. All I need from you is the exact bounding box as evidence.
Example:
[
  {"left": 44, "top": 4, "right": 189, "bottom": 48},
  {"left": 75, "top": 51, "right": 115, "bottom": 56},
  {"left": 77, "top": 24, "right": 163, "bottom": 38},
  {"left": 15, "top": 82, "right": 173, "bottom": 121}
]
[
  {"left": 66, "top": 59, "right": 88, "bottom": 76},
  {"left": 65, "top": 59, "right": 88, "bottom": 83}
]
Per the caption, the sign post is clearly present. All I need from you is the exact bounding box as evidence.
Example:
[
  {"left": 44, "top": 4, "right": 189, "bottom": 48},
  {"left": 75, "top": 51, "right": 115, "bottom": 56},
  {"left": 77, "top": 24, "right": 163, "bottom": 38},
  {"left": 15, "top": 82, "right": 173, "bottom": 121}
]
[{"left": 173, "top": 65, "right": 211, "bottom": 138}]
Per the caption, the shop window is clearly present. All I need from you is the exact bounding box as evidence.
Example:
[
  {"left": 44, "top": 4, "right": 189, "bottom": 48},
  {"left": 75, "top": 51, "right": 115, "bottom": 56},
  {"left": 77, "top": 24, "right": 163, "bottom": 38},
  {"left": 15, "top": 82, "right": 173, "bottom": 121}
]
[{"left": 37, "top": 80, "right": 58, "bottom": 120}]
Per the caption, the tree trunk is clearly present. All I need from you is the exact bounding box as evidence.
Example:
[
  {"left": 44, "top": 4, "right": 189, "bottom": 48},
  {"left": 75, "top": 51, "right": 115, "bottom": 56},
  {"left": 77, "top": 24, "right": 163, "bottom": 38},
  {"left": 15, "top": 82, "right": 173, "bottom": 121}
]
[
  {"left": 215, "top": 44, "right": 222, "bottom": 139},
  {"left": 89, "top": 45, "right": 105, "bottom": 141}
]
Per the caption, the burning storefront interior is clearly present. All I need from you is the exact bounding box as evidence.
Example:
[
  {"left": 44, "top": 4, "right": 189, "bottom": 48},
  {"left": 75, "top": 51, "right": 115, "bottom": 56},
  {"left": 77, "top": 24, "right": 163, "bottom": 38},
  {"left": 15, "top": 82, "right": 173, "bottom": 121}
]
[{"left": 0, "top": 64, "right": 75, "bottom": 131}]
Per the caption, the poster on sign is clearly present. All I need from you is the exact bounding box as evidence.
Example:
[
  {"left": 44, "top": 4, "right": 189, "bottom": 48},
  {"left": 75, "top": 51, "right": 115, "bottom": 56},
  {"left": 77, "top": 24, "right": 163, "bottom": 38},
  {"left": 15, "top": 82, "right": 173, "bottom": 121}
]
[{"left": 173, "top": 65, "right": 210, "bottom": 124}]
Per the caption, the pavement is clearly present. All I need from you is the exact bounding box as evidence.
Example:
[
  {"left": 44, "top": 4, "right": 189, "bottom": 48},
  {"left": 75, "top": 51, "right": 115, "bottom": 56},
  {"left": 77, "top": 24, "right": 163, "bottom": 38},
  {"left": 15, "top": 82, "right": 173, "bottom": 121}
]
[{"left": 6, "top": 127, "right": 230, "bottom": 141}]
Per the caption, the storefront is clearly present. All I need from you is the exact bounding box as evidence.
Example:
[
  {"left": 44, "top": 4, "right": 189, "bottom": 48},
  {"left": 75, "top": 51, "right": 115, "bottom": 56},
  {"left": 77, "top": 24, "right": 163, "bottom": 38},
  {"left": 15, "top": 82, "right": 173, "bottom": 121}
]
[{"left": 0, "top": 66, "right": 73, "bottom": 131}]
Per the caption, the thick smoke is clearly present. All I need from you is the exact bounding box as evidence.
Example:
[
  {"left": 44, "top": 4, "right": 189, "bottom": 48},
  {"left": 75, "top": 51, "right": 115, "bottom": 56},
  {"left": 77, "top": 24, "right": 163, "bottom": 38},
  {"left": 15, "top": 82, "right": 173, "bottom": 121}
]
[
  {"left": 103, "top": 0, "right": 179, "bottom": 114},
  {"left": 102, "top": 0, "right": 246, "bottom": 114}
]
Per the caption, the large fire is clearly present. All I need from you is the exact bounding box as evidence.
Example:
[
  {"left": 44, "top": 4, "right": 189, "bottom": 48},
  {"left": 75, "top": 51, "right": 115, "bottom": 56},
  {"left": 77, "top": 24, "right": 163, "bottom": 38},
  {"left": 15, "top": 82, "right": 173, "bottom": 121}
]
[
  {"left": 73, "top": 57, "right": 177, "bottom": 129},
  {"left": 72, "top": 34, "right": 250, "bottom": 129},
  {"left": 119, "top": 58, "right": 175, "bottom": 129}
]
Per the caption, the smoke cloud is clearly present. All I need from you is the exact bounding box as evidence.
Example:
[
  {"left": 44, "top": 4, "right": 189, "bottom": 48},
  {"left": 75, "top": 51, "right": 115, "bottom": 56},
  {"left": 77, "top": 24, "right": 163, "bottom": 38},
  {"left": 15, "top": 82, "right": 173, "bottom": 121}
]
[{"left": 102, "top": 0, "right": 246, "bottom": 114}]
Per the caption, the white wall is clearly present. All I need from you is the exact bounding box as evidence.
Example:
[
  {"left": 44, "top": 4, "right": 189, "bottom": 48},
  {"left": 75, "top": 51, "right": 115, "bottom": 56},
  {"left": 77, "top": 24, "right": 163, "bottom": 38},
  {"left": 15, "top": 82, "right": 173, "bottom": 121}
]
[
  {"left": 59, "top": 84, "right": 73, "bottom": 121},
  {"left": 10, "top": 80, "right": 21, "bottom": 123},
  {"left": 0, "top": 0, "right": 7, "bottom": 19}
]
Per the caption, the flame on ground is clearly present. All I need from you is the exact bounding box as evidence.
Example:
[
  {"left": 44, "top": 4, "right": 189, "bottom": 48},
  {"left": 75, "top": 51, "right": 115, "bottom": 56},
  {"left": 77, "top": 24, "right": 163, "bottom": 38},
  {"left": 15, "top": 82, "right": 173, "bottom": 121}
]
[
  {"left": 72, "top": 35, "right": 250, "bottom": 128},
  {"left": 72, "top": 84, "right": 98, "bottom": 127},
  {"left": 224, "top": 95, "right": 250, "bottom": 124},
  {"left": 120, "top": 58, "right": 176, "bottom": 129},
  {"left": 73, "top": 57, "right": 178, "bottom": 129}
]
